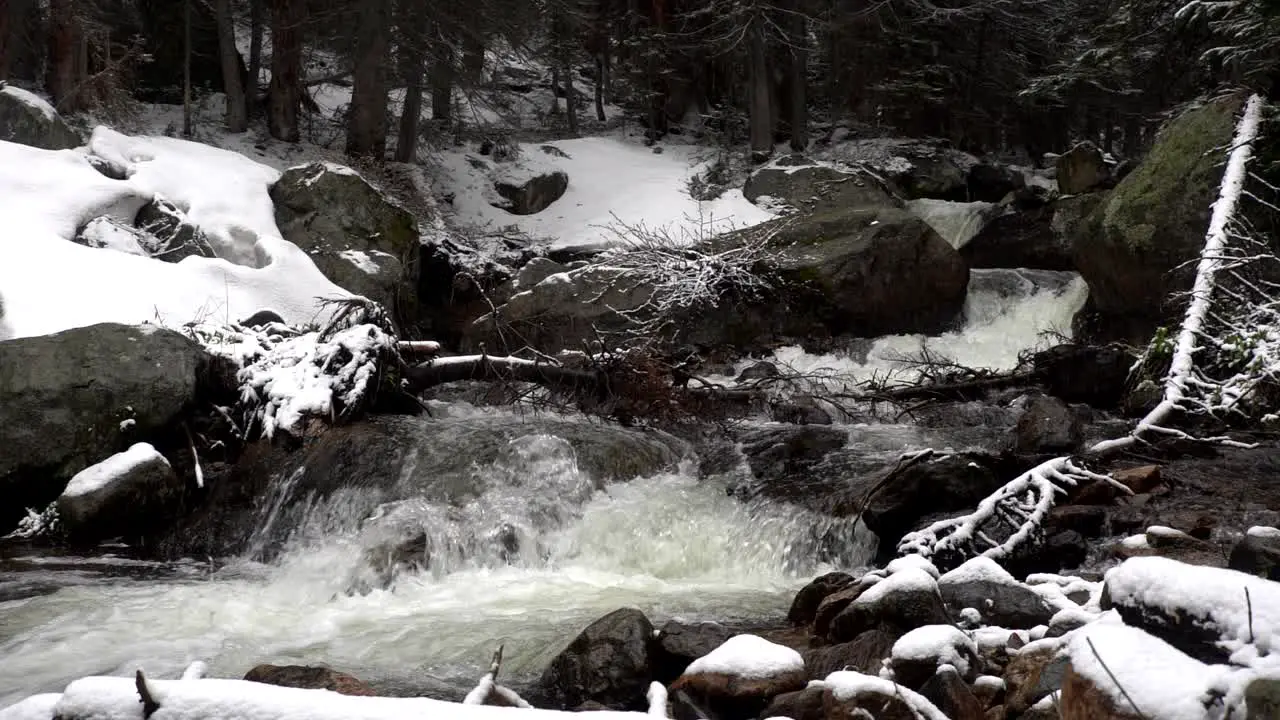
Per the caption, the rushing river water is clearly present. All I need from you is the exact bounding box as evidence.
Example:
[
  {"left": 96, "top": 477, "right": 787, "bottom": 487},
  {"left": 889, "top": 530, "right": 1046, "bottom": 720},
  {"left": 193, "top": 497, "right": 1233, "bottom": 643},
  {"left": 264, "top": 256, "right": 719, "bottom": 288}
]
[{"left": 0, "top": 268, "right": 1089, "bottom": 707}]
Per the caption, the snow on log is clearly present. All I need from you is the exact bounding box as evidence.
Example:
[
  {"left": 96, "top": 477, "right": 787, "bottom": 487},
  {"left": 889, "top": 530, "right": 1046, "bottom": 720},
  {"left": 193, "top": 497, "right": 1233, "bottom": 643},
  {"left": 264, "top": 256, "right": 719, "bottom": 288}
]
[
  {"left": 897, "top": 457, "right": 1124, "bottom": 569},
  {"left": 45, "top": 676, "right": 653, "bottom": 720},
  {"left": 1090, "top": 94, "right": 1266, "bottom": 456}
]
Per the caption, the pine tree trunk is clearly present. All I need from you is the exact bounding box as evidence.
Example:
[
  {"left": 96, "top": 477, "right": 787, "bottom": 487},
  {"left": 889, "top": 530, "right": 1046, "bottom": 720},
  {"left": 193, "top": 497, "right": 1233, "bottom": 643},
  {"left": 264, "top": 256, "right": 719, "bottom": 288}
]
[
  {"left": 594, "top": 53, "right": 607, "bottom": 122},
  {"left": 268, "top": 0, "right": 304, "bottom": 142},
  {"left": 461, "top": 33, "right": 484, "bottom": 84},
  {"left": 430, "top": 32, "right": 454, "bottom": 124},
  {"left": 183, "top": 0, "right": 193, "bottom": 137},
  {"left": 345, "top": 0, "right": 389, "bottom": 159},
  {"left": 47, "top": 0, "right": 80, "bottom": 111},
  {"left": 747, "top": 22, "right": 772, "bottom": 162},
  {"left": 787, "top": 10, "right": 807, "bottom": 152},
  {"left": 248, "top": 0, "right": 264, "bottom": 115},
  {"left": 0, "top": 0, "right": 11, "bottom": 80},
  {"left": 394, "top": 7, "right": 427, "bottom": 163},
  {"left": 215, "top": 0, "right": 248, "bottom": 132}
]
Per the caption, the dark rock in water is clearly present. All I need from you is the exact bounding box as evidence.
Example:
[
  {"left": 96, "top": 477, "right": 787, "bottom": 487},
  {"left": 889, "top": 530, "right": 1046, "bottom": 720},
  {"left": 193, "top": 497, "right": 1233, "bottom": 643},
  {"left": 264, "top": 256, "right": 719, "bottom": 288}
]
[
  {"left": 813, "top": 583, "right": 868, "bottom": 639},
  {"left": 804, "top": 628, "right": 899, "bottom": 678},
  {"left": 539, "top": 607, "right": 657, "bottom": 710},
  {"left": 1031, "top": 343, "right": 1135, "bottom": 410},
  {"left": 1056, "top": 142, "right": 1110, "bottom": 195},
  {"left": 967, "top": 162, "right": 1026, "bottom": 203},
  {"left": 737, "top": 361, "right": 781, "bottom": 382},
  {"left": 56, "top": 443, "right": 185, "bottom": 544},
  {"left": 1229, "top": 528, "right": 1280, "bottom": 581},
  {"left": 1009, "top": 394, "right": 1082, "bottom": 455},
  {"left": 494, "top": 170, "right": 570, "bottom": 215},
  {"left": 244, "top": 664, "right": 376, "bottom": 696},
  {"left": 0, "top": 83, "right": 82, "bottom": 150},
  {"left": 737, "top": 426, "right": 850, "bottom": 495},
  {"left": 963, "top": 206, "right": 1073, "bottom": 271},
  {"left": 653, "top": 620, "right": 735, "bottom": 683},
  {"left": 788, "top": 571, "right": 857, "bottom": 626},
  {"left": 760, "top": 686, "right": 825, "bottom": 720},
  {"left": 0, "top": 323, "right": 215, "bottom": 532}
]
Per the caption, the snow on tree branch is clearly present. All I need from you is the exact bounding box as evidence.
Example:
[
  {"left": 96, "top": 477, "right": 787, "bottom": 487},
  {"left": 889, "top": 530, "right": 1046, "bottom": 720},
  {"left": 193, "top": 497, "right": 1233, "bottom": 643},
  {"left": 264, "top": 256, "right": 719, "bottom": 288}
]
[
  {"left": 1090, "top": 93, "right": 1271, "bottom": 456},
  {"left": 897, "top": 457, "right": 1125, "bottom": 570}
]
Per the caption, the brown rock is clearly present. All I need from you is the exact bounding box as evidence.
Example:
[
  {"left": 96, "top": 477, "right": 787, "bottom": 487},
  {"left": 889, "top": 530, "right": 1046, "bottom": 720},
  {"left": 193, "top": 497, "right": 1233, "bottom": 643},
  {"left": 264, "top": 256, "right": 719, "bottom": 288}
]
[
  {"left": 1002, "top": 643, "right": 1066, "bottom": 716},
  {"left": 1046, "top": 505, "right": 1108, "bottom": 538},
  {"left": 918, "top": 666, "right": 986, "bottom": 720},
  {"left": 760, "top": 686, "right": 825, "bottom": 720},
  {"left": 804, "top": 628, "right": 899, "bottom": 679},
  {"left": 813, "top": 584, "right": 867, "bottom": 639},
  {"left": 1111, "top": 465, "right": 1163, "bottom": 494},
  {"left": 1059, "top": 663, "right": 1143, "bottom": 720},
  {"left": 243, "top": 664, "right": 376, "bottom": 696},
  {"left": 789, "top": 572, "right": 857, "bottom": 627}
]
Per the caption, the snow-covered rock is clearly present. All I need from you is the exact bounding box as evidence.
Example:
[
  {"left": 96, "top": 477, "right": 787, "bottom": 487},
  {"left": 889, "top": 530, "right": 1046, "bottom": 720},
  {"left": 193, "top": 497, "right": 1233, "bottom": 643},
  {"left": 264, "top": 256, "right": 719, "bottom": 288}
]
[
  {"left": 0, "top": 323, "right": 214, "bottom": 532},
  {"left": 887, "top": 625, "right": 980, "bottom": 688},
  {"left": 1229, "top": 526, "right": 1280, "bottom": 581},
  {"left": 271, "top": 162, "right": 419, "bottom": 320},
  {"left": 938, "top": 556, "right": 1057, "bottom": 630},
  {"left": 818, "top": 671, "right": 948, "bottom": 720},
  {"left": 654, "top": 620, "right": 735, "bottom": 682},
  {"left": 55, "top": 443, "right": 183, "bottom": 542},
  {"left": 0, "top": 693, "right": 61, "bottom": 720},
  {"left": 917, "top": 664, "right": 988, "bottom": 720},
  {"left": 829, "top": 568, "right": 950, "bottom": 642},
  {"left": 1001, "top": 638, "right": 1068, "bottom": 717},
  {"left": 0, "top": 83, "right": 81, "bottom": 150},
  {"left": 671, "top": 635, "right": 806, "bottom": 716}
]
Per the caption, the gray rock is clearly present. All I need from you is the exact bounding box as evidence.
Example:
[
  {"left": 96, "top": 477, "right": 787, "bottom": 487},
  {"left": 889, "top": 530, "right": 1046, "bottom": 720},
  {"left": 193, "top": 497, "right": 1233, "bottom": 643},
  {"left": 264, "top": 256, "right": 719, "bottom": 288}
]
[
  {"left": 1056, "top": 142, "right": 1110, "bottom": 195},
  {"left": 830, "top": 570, "right": 951, "bottom": 642},
  {"left": 271, "top": 162, "right": 420, "bottom": 321},
  {"left": 743, "top": 163, "right": 899, "bottom": 213},
  {"left": 963, "top": 205, "right": 1073, "bottom": 271},
  {"left": 0, "top": 83, "right": 81, "bottom": 150},
  {"left": 539, "top": 608, "right": 656, "bottom": 710},
  {"left": 1229, "top": 528, "right": 1280, "bottom": 581},
  {"left": 1010, "top": 393, "right": 1083, "bottom": 454},
  {"left": 494, "top": 170, "right": 570, "bottom": 215},
  {"left": 804, "top": 628, "right": 898, "bottom": 678},
  {"left": 654, "top": 620, "right": 735, "bottom": 683},
  {"left": 56, "top": 443, "right": 184, "bottom": 543},
  {"left": 0, "top": 323, "right": 212, "bottom": 531},
  {"left": 937, "top": 557, "right": 1056, "bottom": 630}
]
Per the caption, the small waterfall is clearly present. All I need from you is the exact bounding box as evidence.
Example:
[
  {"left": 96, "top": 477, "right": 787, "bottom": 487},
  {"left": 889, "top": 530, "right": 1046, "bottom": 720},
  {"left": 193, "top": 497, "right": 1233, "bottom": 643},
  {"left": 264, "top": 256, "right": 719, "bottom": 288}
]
[{"left": 906, "top": 199, "right": 1000, "bottom": 250}]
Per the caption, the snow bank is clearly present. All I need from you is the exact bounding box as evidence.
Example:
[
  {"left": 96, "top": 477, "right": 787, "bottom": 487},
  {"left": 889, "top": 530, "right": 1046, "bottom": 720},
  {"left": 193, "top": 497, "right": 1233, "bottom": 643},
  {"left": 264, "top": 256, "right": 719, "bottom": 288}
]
[
  {"left": 684, "top": 635, "right": 804, "bottom": 680},
  {"left": 43, "top": 676, "right": 651, "bottom": 720},
  {"left": 0, "top": 134, "right": 348, "bottom": 341},
  {"left": 436, "top": 136, "right": 774, "bottom": 248},
  {"left": 62, "top": 443, "right": 168, "bottom": 498},
  {"left": 0, "top": 693, "right": 61, "bottom": 720}
]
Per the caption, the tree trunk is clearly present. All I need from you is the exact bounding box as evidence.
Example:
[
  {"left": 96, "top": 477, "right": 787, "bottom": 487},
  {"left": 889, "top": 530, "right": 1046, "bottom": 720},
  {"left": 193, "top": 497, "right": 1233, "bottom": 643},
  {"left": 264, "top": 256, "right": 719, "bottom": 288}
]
[
  {"left": 787, "top": 9, "right": 807, "bottom": 152},
  {"left": 345, "top": 0, "right": 389, "bottom": 159},
  {"left": 0, "top": 0, "right": 11, "bottom": 80},
  {"left": 747, "top": 22, "right": 772, "bottom": 162},
  {"left": 183, "top": 0, "right": 193, "bottom": 137},
  {"left": 394, "top": 8, "right": 428, "bottom": 163},
  {"left": 268, "top": 0, "right": 304, "bottom": 142},
  {"left": 461, "top": 32, "right": 485, "bottom": 84},
  {"left": 430, "top": 31, "right": 454, "bottom": 124},
  {"left": 215, "top": 0, "right": 248, "bottom": 132},
  {"left": 594, "top": 53, "right": 607, "bottom": 122},
  {"left": 47, "top": 0, "right": 80, "bottom": 111},
  {"left": 248, "top": 0, "right": 265, "bottom": 115}
]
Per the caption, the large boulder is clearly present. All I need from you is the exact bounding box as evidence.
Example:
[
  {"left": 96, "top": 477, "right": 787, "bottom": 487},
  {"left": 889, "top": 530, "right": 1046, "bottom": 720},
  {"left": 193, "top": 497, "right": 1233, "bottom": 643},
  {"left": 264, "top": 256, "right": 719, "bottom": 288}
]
[
  {"left": 743, "top": 159, "right": 900, "bottom": 213},
  {"left": 936, "top": 557, "right": 1056, "bottom": 629},
  {"left": 1056, "top": 142, "right": 1110, "bottom": 195},
  {"left": 493, "top": 170, "right": 570, "bottom": 215},
  {"left": 539, "top": 608, "right": 657, "bottom": 710},
  {"left": 962, "top": 205, "right": 1074, "bottom": 271},
  {"left": 0, "top": 323, "right": 213, "bottom": 531},
  {"left": 670, "top": 635, "right": 806, "bottom": 720},
  {"left": 55, "top": 443, "right": 185, "bottom": 543},
  {"left": 0, "top": 83, "right": 82, "bottom": 150},
  {"left": 1071, "top": 93, "right": 1251, "bottom": 343},
  {"left": 271, "top": 162, "right": 420, "bottom": 323}
]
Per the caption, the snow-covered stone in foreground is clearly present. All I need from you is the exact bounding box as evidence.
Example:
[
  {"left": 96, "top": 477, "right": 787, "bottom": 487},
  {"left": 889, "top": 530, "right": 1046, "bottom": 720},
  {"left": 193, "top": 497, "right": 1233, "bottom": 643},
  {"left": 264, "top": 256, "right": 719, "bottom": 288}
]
[
  {"left": 0, "top": 693, "right": 61, "bottom": 720},
  {"left": 42, "top": 676, "right": 651, "bottom": 720},
  {"left": 887, "top": 625, "right": 979, "bottom": 687},
  {"left": 817, "top": 671, "right": 948, "bottom": 720},
  {"left": 684, "top": 635, "right": 804, "bottom": 681},
  {"left": 830, "top": 567, "right": 950, "bottom": 642},
  {"left": 885, "top": 553, "right": 940, "bottom": 579},
  {"left": 0, "top": 84, "right": 81, "bottom": 150},
  {"left": 55, "top": 443, "right": 182, "bottom": 542}
]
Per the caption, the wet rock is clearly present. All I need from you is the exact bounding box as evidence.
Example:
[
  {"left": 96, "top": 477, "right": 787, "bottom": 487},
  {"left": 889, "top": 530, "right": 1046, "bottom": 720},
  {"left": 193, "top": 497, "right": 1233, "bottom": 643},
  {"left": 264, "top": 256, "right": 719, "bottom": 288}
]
[
  {"left": 887, "top": 625, "right": 980, "bottom": 689},
  {"left": 760, "top": 686, "right": 825, "bottom": 720},
  {"left": 804, "top": 628, "right": 899, "bottom": 678},
  {"left": 1002, "top": 642, "right": 1067, "bottom": 717},
  {"left": 1229, "top": 527, "right": 1280, "bottom": 580},
  {"left": 938, "top": 557, "right": 1057, "bottom": 630},
  {"left": 494, "top": 170, "right": 570, "bottom": 215},
  {"left": 55, "top": 443, "right": 184, "bottom": 544},
  {"left": 743, "top": 162, "right": 899, "bottom": 213},
  {"left": 967, "top": 162, "right": 1026, "bottom": 203},
  {"left": 654, "top": 620, "right": 735, "bottom": 683},
  {"left": 1009, "top": 393, "right": 1082, "bottom": 455},
  {"left": 829, "top": 569, "right": 950, "bottom": 642},
  {"left": 789, "top": 572, "right": 857, "bottom": 626},
  {"left": 271, "top": 162, "right": 420, "bottom": 322},
  {"left": 1002, "top": 529, "right": 1089, "bottom": 577},
  {"left": 963, "top": 206, "right": 1073, "bottom": 271},
  {"left": 244, "top": 664, "right": 376, "bottom": 696},
  {"left": 918, "top": 665, "right": 987, "bottom": 720},
  {"left": 1056, "top": 142, "right": 1110, "bottom": 195},
  {"left": 669, "top": 635, "right": 806, "bottom": 720},
  {"left": 0, "top": 83, "right": 82, "bottom": 150},
  {"left": 540, "top": 608, "right": 657, "bottom": 710},
  {"left": 0, "top": 323, "right": 215, "bottom": 531},
  {"left": 1045, "top": 505, "right": 1108, "bottom": 539},
  {"left": 737, "top": 361, "right": 781, "bottom": 382},
  {"left": 1031, "top": 343, "right": 1136, "bottom": 410}
]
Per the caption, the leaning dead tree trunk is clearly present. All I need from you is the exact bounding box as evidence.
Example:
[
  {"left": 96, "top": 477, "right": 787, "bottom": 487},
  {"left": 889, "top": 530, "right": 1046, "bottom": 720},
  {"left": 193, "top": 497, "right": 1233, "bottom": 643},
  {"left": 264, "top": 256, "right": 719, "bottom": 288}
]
[{"left": 1089, "top": 94, "right": 1267, "bottom": 456}]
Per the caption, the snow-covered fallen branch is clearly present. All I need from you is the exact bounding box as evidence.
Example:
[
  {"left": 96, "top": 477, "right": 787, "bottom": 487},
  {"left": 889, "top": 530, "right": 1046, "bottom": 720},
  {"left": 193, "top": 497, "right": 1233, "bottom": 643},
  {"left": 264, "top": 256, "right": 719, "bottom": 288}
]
[
  {"left": 1090, "top": 94, "right": 1268, "bottom": 456},
  {"left": 897, "top": 457, "right": 1126, "bottom": 570},
  {"left": 463, "top": 646, "right": 533, "bottom": 708}
]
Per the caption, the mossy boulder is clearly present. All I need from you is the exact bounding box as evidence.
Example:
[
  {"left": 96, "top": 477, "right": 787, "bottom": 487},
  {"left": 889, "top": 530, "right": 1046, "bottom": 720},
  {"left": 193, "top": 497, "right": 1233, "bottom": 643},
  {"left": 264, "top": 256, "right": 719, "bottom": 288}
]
[
  {"left": 1071, "top": 92, "right": 1250, "bottom": 343},
  {"left": 272, "top": 162, "right": 420, "bottom": 325}
]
